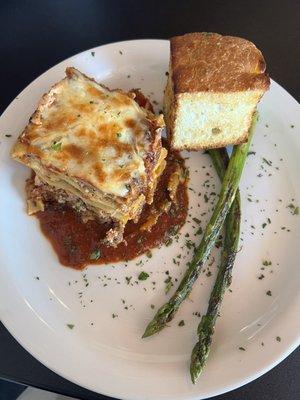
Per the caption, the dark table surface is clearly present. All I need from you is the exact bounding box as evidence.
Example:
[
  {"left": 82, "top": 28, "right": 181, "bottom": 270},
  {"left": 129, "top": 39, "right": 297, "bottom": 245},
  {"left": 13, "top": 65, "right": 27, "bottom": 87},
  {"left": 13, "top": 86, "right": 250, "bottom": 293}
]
[{"left": 0, "top": 1, "right": 299, "bottom": 399}]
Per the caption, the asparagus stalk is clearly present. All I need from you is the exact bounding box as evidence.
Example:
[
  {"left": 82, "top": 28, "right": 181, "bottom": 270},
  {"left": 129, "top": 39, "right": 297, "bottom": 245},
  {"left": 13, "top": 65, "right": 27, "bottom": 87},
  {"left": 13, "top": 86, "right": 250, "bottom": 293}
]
[
  {"left": 190, "top": 147, "right": 241, "bottom": 384},
  {"left": 142, "top": 115, "right": 256, "bottom": 339}
]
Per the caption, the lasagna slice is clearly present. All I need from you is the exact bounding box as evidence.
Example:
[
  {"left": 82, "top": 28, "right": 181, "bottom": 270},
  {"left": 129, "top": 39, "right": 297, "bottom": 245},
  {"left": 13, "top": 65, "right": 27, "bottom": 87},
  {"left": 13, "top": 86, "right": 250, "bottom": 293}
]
[{"left": 11, "top": 68, "right": 167, "bottom": 245}]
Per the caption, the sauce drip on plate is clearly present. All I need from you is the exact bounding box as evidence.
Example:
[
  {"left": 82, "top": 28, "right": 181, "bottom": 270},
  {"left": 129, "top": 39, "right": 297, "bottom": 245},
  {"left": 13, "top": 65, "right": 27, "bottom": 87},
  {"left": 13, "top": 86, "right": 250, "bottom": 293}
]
[{"left": 36, "top": 150, "right": 188, "bottom": 269}]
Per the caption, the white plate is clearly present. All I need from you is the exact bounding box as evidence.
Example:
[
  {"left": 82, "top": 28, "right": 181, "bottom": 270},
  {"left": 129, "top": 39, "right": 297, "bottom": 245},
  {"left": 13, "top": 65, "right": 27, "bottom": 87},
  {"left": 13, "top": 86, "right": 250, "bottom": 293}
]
[{"left": 0, "top": 40, "right": 299, "bottom": 400}]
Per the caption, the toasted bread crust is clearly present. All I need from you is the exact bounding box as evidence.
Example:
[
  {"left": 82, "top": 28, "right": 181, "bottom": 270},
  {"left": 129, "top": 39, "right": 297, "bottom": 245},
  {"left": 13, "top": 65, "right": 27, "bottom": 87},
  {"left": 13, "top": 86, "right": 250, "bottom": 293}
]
[{"left": 171, "top": 32, "right": 270, "bottom": 93}]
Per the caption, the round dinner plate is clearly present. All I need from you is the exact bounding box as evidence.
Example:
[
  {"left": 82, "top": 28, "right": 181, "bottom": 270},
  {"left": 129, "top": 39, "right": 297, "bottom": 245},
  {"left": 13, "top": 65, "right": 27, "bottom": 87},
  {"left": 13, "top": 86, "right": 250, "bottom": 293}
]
[{"left": 0, "top": 40, "right": 299, "bottom": 400}]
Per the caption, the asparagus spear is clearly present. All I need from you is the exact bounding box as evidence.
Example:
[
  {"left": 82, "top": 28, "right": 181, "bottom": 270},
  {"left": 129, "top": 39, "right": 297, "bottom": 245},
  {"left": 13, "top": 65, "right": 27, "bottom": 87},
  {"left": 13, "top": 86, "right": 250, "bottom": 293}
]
[
  {"left": 142, "top": 115, "right": 256, "bottom": 339},
  {"left": 190, "top": 147, "right": 241, "bottom": 384}
]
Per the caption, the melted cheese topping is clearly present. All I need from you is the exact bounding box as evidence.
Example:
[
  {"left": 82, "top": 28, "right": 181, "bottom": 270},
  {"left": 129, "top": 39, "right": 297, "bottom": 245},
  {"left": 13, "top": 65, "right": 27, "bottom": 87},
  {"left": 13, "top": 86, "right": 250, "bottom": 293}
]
[{"left": 17, "top": 68, "right": 160, "bottom": 197}]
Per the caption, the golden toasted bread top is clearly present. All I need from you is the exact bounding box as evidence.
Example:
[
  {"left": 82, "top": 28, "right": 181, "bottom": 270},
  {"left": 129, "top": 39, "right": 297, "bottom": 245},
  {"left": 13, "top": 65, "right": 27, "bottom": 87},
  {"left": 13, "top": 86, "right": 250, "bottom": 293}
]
[{"left": 170, "top": 32, "right": 270, "bottom": 93}]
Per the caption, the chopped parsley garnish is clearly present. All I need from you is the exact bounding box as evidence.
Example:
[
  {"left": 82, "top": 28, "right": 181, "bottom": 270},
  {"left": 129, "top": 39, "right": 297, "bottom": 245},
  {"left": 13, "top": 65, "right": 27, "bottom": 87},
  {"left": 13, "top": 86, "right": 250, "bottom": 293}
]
[
  {"left": 91, "top": 51, "right": 95, "bottom": 57},
  {"left": 266, "top": 290, "right": 272, "bottom": 296},
  {"left": 112, "top": 313, "right": 118, "bottom": 318},
  {"left": 287, "top": 203, "right": 299, "bottom": 215},
  {"left": 90, "top": 249, "right": 101, "bottom": 260},
  {"left": 262, "top": 157, "right": 272, "bottom": 166},
  {"left": 238, "top": 346, "right": 246, "bottom": 351},
  {"left": 164, "top": 276, "right": 173, "bottom": 294},
  {"left": 178, "top": 320, "right": 185, "bottom": 327},
  {"left": 276, "top": 336, "right": 281, "bottom": 342},
  {"left": 262, "top": 260, "right": 272, "bottom": 266},
  {"left": 146, "top": 250, "right": 152, "bottom": 258},
  {"left": 116, "top": 132, "right": 122, "bottom": 137},
  {"left": 138, "top": 271, "right": 149, "bottom": 281},
  {"left": 5, "top": 134, "right": 12, "bottom": 137},
  {"left": 186, "top": 239, "right": 194, "bottom": 249},
  {"left": 164, "top": 238, "right": 173, "bottom": 247},
  {"left": 150, "top": 304, "right": 155, "bottom": 309},
  {"left": 67, "top": 324, "right": 75, "bottom": 329},
  {"left": 51, "top": 141, "right": 62, "bottom": 151}
]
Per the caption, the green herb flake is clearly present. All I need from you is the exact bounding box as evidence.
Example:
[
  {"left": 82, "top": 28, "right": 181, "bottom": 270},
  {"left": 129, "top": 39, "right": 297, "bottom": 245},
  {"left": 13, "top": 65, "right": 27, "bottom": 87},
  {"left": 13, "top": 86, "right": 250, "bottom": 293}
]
[
  {"left": 178, "top": 320, "right": 185, "bottom": 327},
  {"left": 90, "top": 249, "right": 101, "bottom": 260},
  {"left": 192, "top": 217, "right": 201, "bottom": 224},
  {"left": 186, "top": 239, "right": 194, "bottom": 249},
  {"left": 138, "top": 271, "right": 149, "bottom": 281},
  {"left": 5, "top": 134, "right": 12, "bottom": 137},
  {"left": 164, "top": 276, "right": 173, "bottom": 294},
  {"left": 91, "top": 51, "right": 95, "bottom": 57},
  {"left": 262, "top": 260, "right": 272, "bottom": 266},
  {"left": 266, "top": 290, "right": 272, "bottom": 296},
  {"left": 145, "top": 250, "right": 152, "bottom": 258},
  {"left": 247, "top": 151, "right": 256, "bottom": 156},
  {"left": 287, "top": 202, "right": 299, "bottom": 215},
  {"left": 165, "top": 238, "right": 173, "bottom": 247},
  {"left": 262, "top": 223, "right": 267, "bottom": 229},
  {"left": 204, "top": 194, "right": 209, "bottom": 203},
  {"left": 276, "top": 336, "right": 281, "bottom": 342},
  {"left": 195, "top": 226, "right": 203, "bottom": 235},
  {"left": 35, "top": 276, "right": 40, "bottom": 280},
  {"left": 116, "top": 132, "right": 122, "bottom": 137},
  {"left": 262, "top": 157, "right": 272, "bottom": 166},
  {"left": 51, "top": 141, "right": 62, "bottom": 151},
  {"left": 238, "top": 346, "right": 246, "bottom": 351},
  {"left": 112, "top": 313, "right": 118, "bottom": 318},
  {"left": 67, "top": 324, "right": 75, "bottom": 329},
  {"left": 150, "top": 304, "right": 155, "bottom": 309}
]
